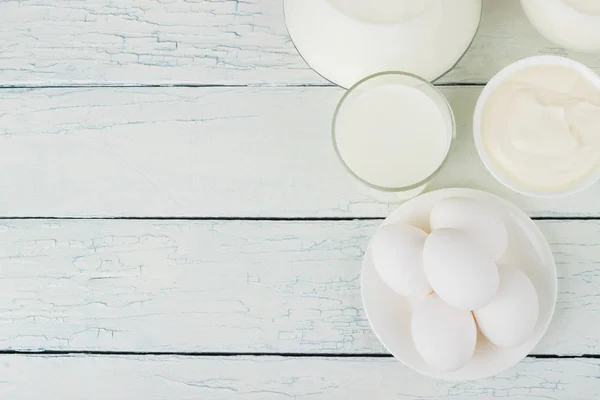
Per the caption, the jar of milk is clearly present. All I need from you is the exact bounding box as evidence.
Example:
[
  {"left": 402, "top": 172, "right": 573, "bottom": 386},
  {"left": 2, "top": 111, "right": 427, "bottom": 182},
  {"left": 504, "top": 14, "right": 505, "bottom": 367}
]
[{"left": 284, "top": 0, "right": 482, "bottom": 88}]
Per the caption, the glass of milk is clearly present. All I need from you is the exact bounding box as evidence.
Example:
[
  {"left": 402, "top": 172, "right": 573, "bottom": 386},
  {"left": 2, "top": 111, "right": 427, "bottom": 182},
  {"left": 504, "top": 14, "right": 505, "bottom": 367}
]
[{"left": 332, "top": 72, "right": 455, "bottom": 202}]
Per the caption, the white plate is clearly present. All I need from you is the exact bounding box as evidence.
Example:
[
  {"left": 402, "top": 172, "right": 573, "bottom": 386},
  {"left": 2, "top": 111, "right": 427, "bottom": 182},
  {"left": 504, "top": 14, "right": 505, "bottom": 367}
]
[
  {"left": 361, "top": 188, "right": 557, "bottom": 380},
  {"left": 284, "top": 0, "right": 482, "bottom": 88}
]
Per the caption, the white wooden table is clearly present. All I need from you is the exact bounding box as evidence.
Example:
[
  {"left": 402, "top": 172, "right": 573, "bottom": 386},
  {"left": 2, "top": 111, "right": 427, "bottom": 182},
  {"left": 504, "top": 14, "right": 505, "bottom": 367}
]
[{"left": 1, "top": 1, "right": 600, "bottom": 398}]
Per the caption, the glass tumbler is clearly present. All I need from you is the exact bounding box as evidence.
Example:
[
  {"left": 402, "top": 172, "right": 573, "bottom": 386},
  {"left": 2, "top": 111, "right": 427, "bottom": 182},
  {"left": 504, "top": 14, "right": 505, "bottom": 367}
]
[{"left": 332, "top": 71, "right": 456, "bottom": 203}]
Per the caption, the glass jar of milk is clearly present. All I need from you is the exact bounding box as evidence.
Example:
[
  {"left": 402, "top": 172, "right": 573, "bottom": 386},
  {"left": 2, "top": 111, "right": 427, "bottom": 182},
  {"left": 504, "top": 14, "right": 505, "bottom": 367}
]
[
  {"left": 332, "top": 72, "right": 456, "bottom": 202},
  {"left": 284, "top": 0, "right": 482, "bottom": 88}
]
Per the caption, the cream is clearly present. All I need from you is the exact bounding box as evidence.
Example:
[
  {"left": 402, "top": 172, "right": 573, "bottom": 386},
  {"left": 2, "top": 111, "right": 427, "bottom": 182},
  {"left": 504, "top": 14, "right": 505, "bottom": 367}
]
[{"left": 481, "top": 64, "right": 600, "bottom": 192}]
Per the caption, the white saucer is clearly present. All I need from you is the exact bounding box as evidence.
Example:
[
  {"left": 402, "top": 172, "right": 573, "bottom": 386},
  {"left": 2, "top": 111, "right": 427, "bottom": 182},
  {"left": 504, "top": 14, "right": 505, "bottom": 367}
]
[
  {"left": 361, "top": 188, "right": 557, "bottom": 380},
  {"left": 284, "top": 0, "right": 482, "bottom": 88}
]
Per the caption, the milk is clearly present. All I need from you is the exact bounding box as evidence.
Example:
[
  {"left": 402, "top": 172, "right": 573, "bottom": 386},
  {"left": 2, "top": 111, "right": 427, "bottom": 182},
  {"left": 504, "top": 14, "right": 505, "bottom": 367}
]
[
  {"left": 326, "top": 0, "right": 432, "bottom": 24},
  {"left": 284, "top": 0, "right": 482, "bottom": 88},
  {"left": 333, "top": 73, "right": 453, "bottom": 194}
]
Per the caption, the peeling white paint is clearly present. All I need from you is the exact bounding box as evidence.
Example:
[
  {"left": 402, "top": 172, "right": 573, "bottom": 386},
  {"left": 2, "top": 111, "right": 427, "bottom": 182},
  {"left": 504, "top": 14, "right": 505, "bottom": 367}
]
[
  {"left": 1, "top": 0, "right": 600, "bottom": 86},
  {"left": 0, "top": 0, "right": 597, "bottom": 397},
  {"left": 0, "top": 87, "right": 598, "bottom": 217},
  {"left": 0, "top": 355, "right": 598, "bottom": 399},
  {"left": 0, "top": 219, "right": 594, "bottom": 356}
]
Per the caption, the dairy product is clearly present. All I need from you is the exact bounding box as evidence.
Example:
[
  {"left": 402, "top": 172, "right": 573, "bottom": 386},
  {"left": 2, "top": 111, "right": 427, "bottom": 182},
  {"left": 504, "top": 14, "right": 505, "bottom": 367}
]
[
  {"left": 479, "top": 59, "right": 600, "bottom": 194},
  {"left": 333, "top": 73, "right": 453, "bottom": 190},
  {"left": 521, "top": 0, "right": 600, "bottom": 51},
  {"left": 327, "top": 0, "right": 432, "bottom": 24},
  {"left": 284, "top": 0, "right": 482, "bottom": 88}
]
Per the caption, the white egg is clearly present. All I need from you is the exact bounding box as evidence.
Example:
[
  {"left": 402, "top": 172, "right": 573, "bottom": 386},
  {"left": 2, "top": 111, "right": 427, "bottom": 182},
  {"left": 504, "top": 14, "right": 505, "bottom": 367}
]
[
  {"left": 371, "top": 224, "right": 432, "bottom": 299},
  {"left": 474, "top": 266, "right": 539, "bottom": 348},
  {"left": 411, "top": 293, "right": 477, "bottom": 372},
  {"left": 430, "top": 197, "right": 508, "bottom": 261},
  {"left": 423, "top": 228, "right": 499, "bottom": 310}
]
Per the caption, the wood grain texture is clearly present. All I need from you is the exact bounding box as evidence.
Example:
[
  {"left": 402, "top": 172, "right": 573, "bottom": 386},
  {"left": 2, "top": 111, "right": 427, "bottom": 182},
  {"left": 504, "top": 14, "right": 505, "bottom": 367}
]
[
  {"left": 1, "top": 86, "right": 600, "bottom": 218},
  {"left": 2, "top": 355, "right": 600, "bottom": 399},
  {"left": 0, "top": 219, "right": 596, "bottom": 355},
  {"left": 2, "top": 0, "right": 600, "bottom": 86}
]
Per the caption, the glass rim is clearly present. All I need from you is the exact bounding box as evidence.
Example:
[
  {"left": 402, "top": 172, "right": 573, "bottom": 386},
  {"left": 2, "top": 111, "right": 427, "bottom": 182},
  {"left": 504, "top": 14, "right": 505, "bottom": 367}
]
[{"left": 331, "top": 71, "right": 457, "bottom": 193}]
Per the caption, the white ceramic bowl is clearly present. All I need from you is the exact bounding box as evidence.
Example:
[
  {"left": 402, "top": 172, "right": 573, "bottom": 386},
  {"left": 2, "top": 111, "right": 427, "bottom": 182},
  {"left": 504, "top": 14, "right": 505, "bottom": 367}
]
[
  {"left": 284, "top": 0, "right": 482, "bottom": 88},
  {"left": 361, "top": 188, "right": 557, "bottom": 381},
  {"left": 521, "top": 0, "right": 600, "bottom": 52},
  {"left": 473, "top": 55, "right": 600, "bottom": 198}
]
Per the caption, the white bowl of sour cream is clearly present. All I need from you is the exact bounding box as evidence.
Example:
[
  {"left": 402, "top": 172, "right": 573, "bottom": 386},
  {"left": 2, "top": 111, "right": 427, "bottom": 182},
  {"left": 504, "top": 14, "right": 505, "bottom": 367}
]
[
  {"left": 474, "top": 56, "right": 600, "bottom": 198},
  {"left": 284, "top": 0, "right": 482, "bottom": 88}
]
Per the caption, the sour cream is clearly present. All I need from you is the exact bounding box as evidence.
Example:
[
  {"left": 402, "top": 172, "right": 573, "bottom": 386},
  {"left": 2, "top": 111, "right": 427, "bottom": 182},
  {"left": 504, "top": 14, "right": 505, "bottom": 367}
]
[{"left": 474, "top": 56, "right": 600, "bottom": 197}]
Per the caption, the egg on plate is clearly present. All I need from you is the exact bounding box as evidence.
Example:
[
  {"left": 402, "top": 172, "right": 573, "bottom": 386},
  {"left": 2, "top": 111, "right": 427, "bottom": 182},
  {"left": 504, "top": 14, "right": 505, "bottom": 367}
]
[
  {"left": 474, "top": 266, "right": 539, "bottom": 347},
  {"left": 371, "top": 224, "right": 432, "bottom": 299},
  {"left": 423, "top": 228, "right": 499, "bottom": 310},
  {"left": 430, "top": 197, "right": 508, "bottom": 261},
  {"left": 411, "top": 293, "right": 477, "bottom": 372}
]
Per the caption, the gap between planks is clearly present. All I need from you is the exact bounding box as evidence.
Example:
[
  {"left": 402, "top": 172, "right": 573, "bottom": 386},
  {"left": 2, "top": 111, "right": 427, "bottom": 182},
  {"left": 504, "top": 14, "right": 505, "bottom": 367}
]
[
  {"left": 0, "top": 350, "right": 597, "bottom": 360},
  {"left": 0, "top": 83, "right": 486, "bottom": 89},
  {"left": 0, "top": 216, "right": 596, "bottom": 221}
]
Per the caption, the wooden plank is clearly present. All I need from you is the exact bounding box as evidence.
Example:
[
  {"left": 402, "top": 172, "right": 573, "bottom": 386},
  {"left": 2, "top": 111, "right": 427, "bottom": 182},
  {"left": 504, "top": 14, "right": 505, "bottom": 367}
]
[
  {"left": 1, "top": 86, "right": 599, "bottom": 218},
  {"left": 2, "top": 0, "right": 600, "bottom": 86},
  {"left": 0, "top": 219, "right": 597, "bottom": 356},
  {"left": 1, "top": 355, "right": 599, "bottom": 399}
]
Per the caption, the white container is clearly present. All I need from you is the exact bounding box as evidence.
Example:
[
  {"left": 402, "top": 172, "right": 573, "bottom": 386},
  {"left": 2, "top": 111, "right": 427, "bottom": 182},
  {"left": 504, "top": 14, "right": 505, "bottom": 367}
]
[
  {"left": 361, "top": 188, "right": 557, "bottom": 381},
  {"left": 284, "top": 0, "right": 482, "bottom": 88},
  {"left": 332, "top": 72, "right": 455, "bottom": 202},
  {"left": 521, "top": 0, "right": 600, "bottom": 52},
  {"left": 473, "top": 56, "right": 600, "bottom": 198}
]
